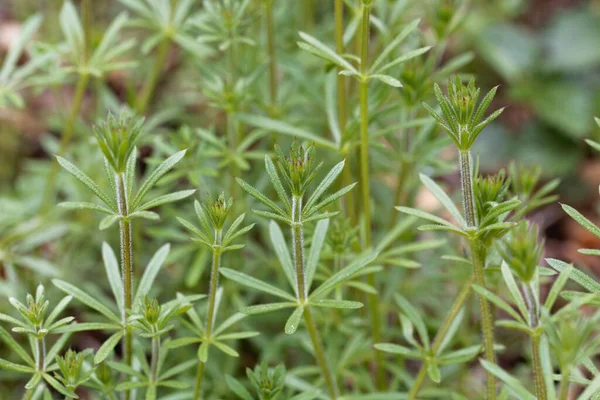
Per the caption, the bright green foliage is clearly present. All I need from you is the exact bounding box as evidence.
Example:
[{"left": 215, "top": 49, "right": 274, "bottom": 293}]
[
  {"left": 93, "top": 111, "right": 144, "bottom": 174},
  {"left": 423, "top": 76, "right": 504, "bottom": 150},
  {"left": 55, "top": 349, "right": 94, "bottom": 395},
  {"left": 498, "top": 222, "right": 544, "bottom": 284}
]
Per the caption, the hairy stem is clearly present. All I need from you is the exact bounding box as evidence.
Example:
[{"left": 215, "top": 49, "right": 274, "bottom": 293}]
[
  {"left": 458, "top": 150, "right": 477, "bottom": 227},
  {"left": 292, "top": 196, "right": 306, "bottom": 301},
  {"left": 40, "top": 72, "right": 89, "bottom": 212},
  {"left": 558, "top": 365, "right": 570, "bottom": 400},
  {"left": 470, "top": 239, "right": 496, "bottom": 399},
  {"left": 116, "top": 173, "right": 133, "bottom": 400},
  {"left": 135, "top": 37, "right": 170, "bottom": 114},
  {"left": 408, "top": 277, "right": 473, "bottom": 399},
  {"left": 530, "top": 333, "right": 547, "bottom": 400},
  {"left": 194, "top": 230, "right": 222, "bottom": 400},
  {"left": 303, "top": 307, "right": 338, "bottom": 399}
]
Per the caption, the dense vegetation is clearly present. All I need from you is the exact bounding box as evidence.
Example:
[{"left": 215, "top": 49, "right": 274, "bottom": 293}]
[{"left": 1, "top": 0, "right": 600, "bottom": 399}]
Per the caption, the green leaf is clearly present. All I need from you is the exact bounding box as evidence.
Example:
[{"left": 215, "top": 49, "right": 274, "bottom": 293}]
[
  {"left": 45, "top": 295, "right": 73, "bottom": 327},
  {"left": 480, "top": 360, "right": 536, "bottom": 400},
  {"left": 134, "top": 244, "right": 170, "bottom": 305},
  {"left": 310, "top": 251, "right": 377, "bottom": 300},
  {"left": 500, "top": 262, "right": 529, "bottom": 320},
  {"left": 264, "top": 156, "right": 291, "bottom": 211},
  {"left": 269, "top": 221, "right": 298, "bottom": 294},
  {"left": 284, "top": 307, "right": 304, "bottom": 335},
  {"left": 376, "top": 46, "right": 432, "bottom": 74},
  {"left": 0, "top": 326, "right": 34, "bottom": 366},
  {"left": 163, "top": 337, "right": 201, "bottom": 349},
  {"left": 240, "top": 303, "right": 297, "bottom": 315},
  {"left": 158, "top": 380, "right": 189, "bottom": 389},
  {"left": 370, "top": 18, "right": 421, "bottom": 72},
  {"left": 472, "top": 284, "right": 524, "bottom": 323},
  {"left": 132, "top": 150, "right": 186, "bottom": 209},
  {"left": 395, "top": 295, "right": 429, "bottom": 347},
  {"left": 56, "top": 156, "right": 115, "bottom": 210},
  {"left": 547, "top": 258, "right": 600, "bottom": 294},
  {"left": 94, "top": 330, "right": 124, "bottom": 364},
  {"left": 370, "top": 74, "right": 402, "bottom": 88},
  {"left": 13, "top": 256, "right": 58, "bottom": 276},
  {"left": 197, "top": 341, "right": 209, "bottom": 362},
  {"left": 544, "top": 263, "right": 572, "bottom": 310},
  {"left": 305, "top": 161, "right": 345, "bottom": 212},
  {"left": 396, "top": 206, "right": 458, "bottom": 229},
  {"left": 419, "top": 174, "right": 466, "bottom": 228},
  {"left": 237, "top": 177, "right": 287, "bottom": 217},
  {"left": 305, "top": 219, "right": 329, "bottom": 290},
  {"left": 0, "top": 358, "right": 35, "bottom": 373},
  {"left": 226, "top": 375, "right": 253, "bottom": 400},
  {"left": 310, "top": 299, "right": 363, "bottom": 309},
  {"left": 213, "top": 341, "right": 239, "bottom": 357},
  {"left": 52, "top": 279, "right": 120, "bottom": 323},
  {"left": 220, "top": 268, "right": 296, "bottom": 302},
  {"left": 374, "top": 343, "right": 421, "bottom": 359},
  {"left": 102, "top": 242, "right": 124, "bottom": 313},
  {"left": 58, "top": 202, "right": 114, "bottom": 214},
  {"left": 59, "top": 1, "right": 84, "bottom": 60},
  {"left": 99, "top": 214, "right": 120, "bottom": 230},
  {"left": 297, "top": 31, "right": 358, "bottom": 74},
  {"left": 237, "top": 114, "right": 337, "bottom": 150},
  {"left": 136, "top": 189, "right": 196, "bottom": 211},
  {"left": 427, "top": 363, "right": 441, "bottom": 383},
  {"left": 438, "top": 345, "right": 483, "bottom": 365}
]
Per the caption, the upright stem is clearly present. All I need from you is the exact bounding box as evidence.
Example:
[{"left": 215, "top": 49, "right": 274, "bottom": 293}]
[
  {"left": 358, "top": 2, "right": 385, "bottom": 389},
  {"left": 469, "top": 239, "right": 496, "bottom": 399},
  {"left": 291, "top": 195, "right": 338, "bottom": 398},
  {"left": 36, "top": 336, "right": 46, "bottom": 371},
  {"left": 292, "top": 196, "right": 306, "bottom": 301},
  {"left": 530, "top": 333, "right": 547, "bottom": 400},
  {"left": 116, "top": 173, "right": 133, "bottom": 400},
  {"left": 459, "top": 149, "right": 495, "bottom": 398},
  {"left": 408, "top": 277, "right": 473, "bottom": 399},
  {"left": 558, "top": 365, "right": 570, "bottom": 400},
  {"left": 40, "top": 72, "right": 89, "bottom": 212},
  {"left": 458, "top": 150, "right": 476, "bottom": 227},
  {"left": 150, "top": 336, "right": 160, "bottom": 383},
  {"left": 303, "top": 307, "right": 339, "bottom": 399},
  {"left": 135, "top": 37, "right": 170, "bottom": 114},
  {"left": 335, "top": 0, "right": 356, "bottom": 221},
  {"left": 265, "top": 0, "right": 277, "bottom": 108},
  {"left": 194, "top": 230, "right": 222, "bottom": 400}
]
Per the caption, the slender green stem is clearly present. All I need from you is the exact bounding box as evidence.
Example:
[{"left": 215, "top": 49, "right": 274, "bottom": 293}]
[
  {"left": 558, "top": 365, "right": 570, "bottom": 400},
  {"left": 150, "top": 336, "right": 160, "bottom": 383},
  {"left": 389, "top": 158, "right": 412, "bottom": 227},
  {"left": 40, "top": 72, "right": 89, "bottom": 212},
  {"left": 116, "top": 173, "right": 133, "bottom": 400},
  {"left": 530, "top": 333, "right": 546, "bottom": 400},
  {"left": 265, "top": 0, "right": 277, "bottom": 108},
  {"left": 135, "top": 37, "right": 170, "bottom": 114},
  {"left": 292, "top": 196, "right": 307, "bottom": 301},
  {"left": 36, "top": 336, "right": 46, "bottom": 371},
  {"left": 458, "top": 150, "right": 476, "bottom": 227},
  {"left": 357, "top": 2, "right": 385, "bottom": 389},
  {"left": 470, "top": 239, "right": 496, "bottom": 399},
  {"left": 408, "top": 277, "right": 473, "bottom": 399},
  {"left": 194, "top": 230, "right": 222, "bottom": 400},
  {"left": 22, "top": 389, "right": 34, "bottom": 400},
  {"left": 303, "top": 307, "right": 338, "bottom": 399}
]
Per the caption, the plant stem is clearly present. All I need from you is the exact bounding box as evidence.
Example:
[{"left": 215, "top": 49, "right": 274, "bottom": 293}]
[
  {"left": 530, "top": 333, "right": 546, "bottom": 400},
  {"left": 459, "top": 149, "right": 495, "bottom": 399},
  {"left": 265, "top": 0, "right": 277, "bottom": 108},
  {"left": 135, "top": 37, "right": 170, "bottom": 114},
  {"left": 303, "top": 306, "right": 338, "bottom": 399},
  {"left": 290, "top": 195, "right": 338, "bottom": 398},
  {"left": 335, "top": 0, "right": 356, "bottom": 222},
  {"left": 40, "top": 72, "right": 89, "bottom": 212},
  {"left": 458, "top": 150, "right": 476, "bottom": 227},
  {"left": 150, "top": 336, "right": 160, "bottom": 382},
  {"left": 357, "top": 2, "right": 385, "bottom": 389},
  {"left": 116, "top": 173, "right": 133, "bottom": 400},
  {"left": 193, "top": 229, "right": 222, "bottom": 400},
  {"left": 558, "top": 365, "right": 570, "bottom": 400},
  {"left": 36, "top": 336, "right": 46, "bottom": 371},
  {"left": 292, "top": 196, "right": 307, "bottom": 301},
  {"left": 408, "top": 277, "right": 473, "bottom": 399},
  {"left": 470, "top": 239, "right": 496, "bottom": 399}
]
